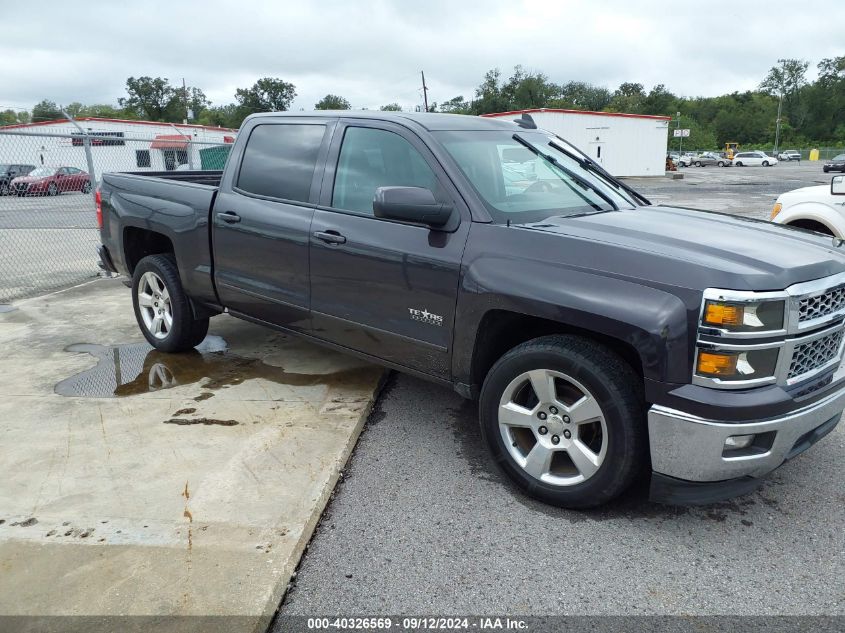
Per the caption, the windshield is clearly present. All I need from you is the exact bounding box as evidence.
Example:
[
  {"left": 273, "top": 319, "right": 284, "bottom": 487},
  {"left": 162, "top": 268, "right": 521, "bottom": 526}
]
[
  {"left": 834, "top": 155, "right": 845, "bottom": 161},
  {"left": 28, "top": 167, "right": 55, "bottom": 178},
  {"left": 0, "top": 164, "right": 9, "bottom": 172},
  {"left": 434, "top": 130, "right": 635, "bottom": 224}
]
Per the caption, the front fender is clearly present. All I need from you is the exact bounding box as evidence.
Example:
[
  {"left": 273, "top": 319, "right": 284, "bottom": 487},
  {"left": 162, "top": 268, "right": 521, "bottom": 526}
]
[
  {"left": 453, "top": 256, "right": 692, "bottom": 387},
  {"left": 775, "top": 202, "right": 845, "bottom": 237}
]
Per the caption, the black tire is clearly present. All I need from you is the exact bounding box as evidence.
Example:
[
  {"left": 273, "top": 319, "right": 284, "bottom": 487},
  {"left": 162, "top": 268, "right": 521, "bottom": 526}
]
[
  {"left": 132, "top": 253, "right": 209, "bottom": 352},
  {"left": 0, "top": 182, "right": 8, "bottom": 196},
  {"left": 718, "top": 161, "right": 725, "bottom": 167},
  {"left": 479, "top": 334, "right": 646, "bottom": 509},
  {"left": 735, "top": 161, "right": 743, "bottom": 167},
  {"left": 694, "top": 161, "right": 702, "bottom": 167},
  {"left": 48, "top": 182, "right": 58, "bottom": 196},
  {"left": 81, "top": 181, "right": 91, "bottom": 194},
  {"left": 823, "top": 167, "right": 829, "bottom": 173},
  {"left": 762, "top": 161, "right": 770, "bottom": 167}
]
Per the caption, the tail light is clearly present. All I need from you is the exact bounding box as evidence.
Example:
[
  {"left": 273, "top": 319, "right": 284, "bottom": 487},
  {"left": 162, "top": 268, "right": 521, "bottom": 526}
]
[{"left": 95, "top": 187, "right": 103, "bottom": 229}]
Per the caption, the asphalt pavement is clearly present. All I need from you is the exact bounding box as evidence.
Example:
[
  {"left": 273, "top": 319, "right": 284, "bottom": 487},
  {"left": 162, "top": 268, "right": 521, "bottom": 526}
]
[
  {"left": 278, "top": 374, "right": 844, "bottom": 617},
  {"left": 0, "top": 191, "right": 98, "bottom": 302},
  {"left": 276, "top": 162, "right": 845, "bottom": 619}
]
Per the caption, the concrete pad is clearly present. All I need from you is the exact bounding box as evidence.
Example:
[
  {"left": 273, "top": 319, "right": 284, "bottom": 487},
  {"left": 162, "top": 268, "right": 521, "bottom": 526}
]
[{"left": 0, "top": 279, "right": 384, "bottom": 627}]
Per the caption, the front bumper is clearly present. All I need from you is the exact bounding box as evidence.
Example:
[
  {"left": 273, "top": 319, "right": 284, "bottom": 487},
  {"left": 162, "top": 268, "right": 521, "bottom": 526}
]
[{"left": 648, "top": 380, "right": 845, "bottom": 503}]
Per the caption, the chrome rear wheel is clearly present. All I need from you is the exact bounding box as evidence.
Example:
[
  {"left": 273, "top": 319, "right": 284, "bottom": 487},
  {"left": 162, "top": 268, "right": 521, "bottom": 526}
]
[{"left": 137, "top": 271, "right": 173, "bottom": 340}]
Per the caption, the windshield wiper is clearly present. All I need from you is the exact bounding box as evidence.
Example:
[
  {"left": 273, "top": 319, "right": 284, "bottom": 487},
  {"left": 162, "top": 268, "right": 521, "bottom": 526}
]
[
  {"left": 512, "top": 134, "right": 618, "bottom": 212},
  {"left": 547, "top": 137, "right": 651, "bottom": 206}
]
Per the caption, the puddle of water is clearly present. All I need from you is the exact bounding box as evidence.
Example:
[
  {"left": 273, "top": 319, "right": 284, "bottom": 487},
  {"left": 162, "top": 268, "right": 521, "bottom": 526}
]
[{"left": 55, "top": 335, "right": 376, "bottom": 398}]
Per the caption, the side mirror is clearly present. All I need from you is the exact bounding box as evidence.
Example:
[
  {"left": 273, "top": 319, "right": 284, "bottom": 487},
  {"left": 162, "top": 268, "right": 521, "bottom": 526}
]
[
  {"left": 832, "top": 175, "right": 845, "bottom": 196},
  {"left": 373, "top": 186, "right": 456, "bottom": 230}
]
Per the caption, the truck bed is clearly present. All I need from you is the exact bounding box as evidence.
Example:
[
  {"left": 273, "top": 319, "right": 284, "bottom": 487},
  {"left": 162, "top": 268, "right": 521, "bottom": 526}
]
[
  {"left": 111, "top": 170, "right": 223, "bottom": 187},
  {"left": 99, "top": 170, "right": 221, "bottom": 307}
]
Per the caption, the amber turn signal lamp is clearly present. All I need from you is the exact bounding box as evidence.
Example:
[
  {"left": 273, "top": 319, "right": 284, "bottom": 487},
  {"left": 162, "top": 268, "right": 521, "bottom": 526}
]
[
  {"left": 703, "top": 302, "right": 743, "bottom": 327},
  {"left": 697, "top": 351, "right": 738, "bottom": 377}
]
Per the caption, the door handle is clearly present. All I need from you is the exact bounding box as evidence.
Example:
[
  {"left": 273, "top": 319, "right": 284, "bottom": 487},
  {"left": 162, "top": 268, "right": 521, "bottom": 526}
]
[
  {"left": 218, "top": 211, "right": 241, "bottom": 224},
  {"left": 313, "top": 230, "right": 347, "bottom": 245}
]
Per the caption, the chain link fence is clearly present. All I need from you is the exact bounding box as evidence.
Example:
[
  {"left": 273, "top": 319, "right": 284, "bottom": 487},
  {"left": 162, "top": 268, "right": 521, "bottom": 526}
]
[{"left": 0, "top": 125, "right": 233, "bottom": 304}]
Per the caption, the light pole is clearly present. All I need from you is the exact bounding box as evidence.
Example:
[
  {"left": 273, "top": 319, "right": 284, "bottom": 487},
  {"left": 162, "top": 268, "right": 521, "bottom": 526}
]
[
  {"left": 774, "top": 92, "right": 784, "bottom": 157},
  {"left": 676, "top": 112, "right": 682, "bottom": 155}
]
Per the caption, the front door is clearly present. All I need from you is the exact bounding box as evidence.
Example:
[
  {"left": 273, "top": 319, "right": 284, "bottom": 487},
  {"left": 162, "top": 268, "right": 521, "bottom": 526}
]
[
  {"left": 213, "top": 119, "right": 333, "bottom": 330},
  {"left": 308, "top": 120, "right": 470, "bottom": 379}
]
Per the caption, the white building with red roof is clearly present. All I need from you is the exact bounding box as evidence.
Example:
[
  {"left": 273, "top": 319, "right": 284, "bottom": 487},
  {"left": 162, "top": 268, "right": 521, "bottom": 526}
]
[{"left": 0, "top": 117, "right": 236, "bottom": 179}]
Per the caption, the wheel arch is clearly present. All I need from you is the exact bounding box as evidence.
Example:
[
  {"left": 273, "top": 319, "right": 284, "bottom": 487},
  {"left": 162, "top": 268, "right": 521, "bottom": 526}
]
[
  {"left": 468, "top": 310, "right": 645, "bottom": 395},
  {"left": 776, "top": 203, "right": 844, "bottom": 238},
  {"left": 123, "top": 227, "right": 175, "bottom": 275}
]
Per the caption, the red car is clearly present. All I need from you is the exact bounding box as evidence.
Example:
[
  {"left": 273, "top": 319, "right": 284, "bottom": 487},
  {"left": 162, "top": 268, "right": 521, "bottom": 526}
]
[{"left": 10, "top": 166, "right": 92, "bottom": 196}]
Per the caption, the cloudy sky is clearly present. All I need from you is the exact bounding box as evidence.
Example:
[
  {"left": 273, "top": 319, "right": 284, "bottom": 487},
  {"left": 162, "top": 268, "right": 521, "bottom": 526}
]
[{"left": 2, "top": 0, "right": 844, "bottom": 115}]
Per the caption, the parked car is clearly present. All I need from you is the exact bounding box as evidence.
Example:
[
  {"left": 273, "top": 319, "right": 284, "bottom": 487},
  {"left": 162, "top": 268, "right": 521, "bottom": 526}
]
[
  {"left": 732, "top": 151, "right": 778, "bottom": 167},
  {"left": 771, "top": 175, "right": 845, "bottom": 237},
  {"left": 0, "top": 163, "right": 36, "bottom": 195},
  {"left": 676, "top": 152, "right": 697, "bottom": 167},
  {"left": 10, "top": 166, "right": 92, "bottom": 196},
  {"left": 777, "top": 150, "right": 801, "bottom": 162},
  {"left": 691, "top": 152, "right": 731, "bottom": 167},
  {"left": 98, "top": 111, "right": 845, "bottom": 508},
  {"left": 822, "top": 153, "right": 845, "bottom": 173}
]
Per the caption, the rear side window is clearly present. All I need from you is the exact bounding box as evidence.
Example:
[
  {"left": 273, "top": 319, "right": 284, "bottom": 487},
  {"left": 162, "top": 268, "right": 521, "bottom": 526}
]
[
  {"left": 237, "top": 123, "right": 325, "bottom": 203},
  {"left": 332, "top": 127, "right": 444, "bottom": 215}
]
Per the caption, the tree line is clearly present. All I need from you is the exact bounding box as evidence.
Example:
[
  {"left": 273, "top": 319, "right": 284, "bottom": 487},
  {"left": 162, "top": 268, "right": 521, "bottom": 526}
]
[
  {"left": 2, "top": 57, "right": 843, "bottom": 150},
  {"left": 0, "top": 77, "right": 406, "bottom": 130}
]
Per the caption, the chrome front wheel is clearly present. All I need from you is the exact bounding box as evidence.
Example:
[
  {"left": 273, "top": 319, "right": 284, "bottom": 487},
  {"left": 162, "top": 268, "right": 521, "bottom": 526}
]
[
  {"left": 498, "top": 369, "right": 608, "bottom": 486},
  {"left": 137, "top": 271, "right": 173, "bottom": 340},
  {"left": 479, "top": 335, "right": 647, "bottom": 508}
]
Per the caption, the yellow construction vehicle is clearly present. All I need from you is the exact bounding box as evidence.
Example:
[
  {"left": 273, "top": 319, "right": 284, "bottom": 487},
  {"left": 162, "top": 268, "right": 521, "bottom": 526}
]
[{"left": 724, "top": 142, "right": 740, "bottom": 159}]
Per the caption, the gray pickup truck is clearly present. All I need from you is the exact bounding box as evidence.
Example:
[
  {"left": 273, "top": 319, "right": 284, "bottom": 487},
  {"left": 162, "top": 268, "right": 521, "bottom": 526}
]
[{"left": 97, "top": 111, "right": 845, "bottom": 508}]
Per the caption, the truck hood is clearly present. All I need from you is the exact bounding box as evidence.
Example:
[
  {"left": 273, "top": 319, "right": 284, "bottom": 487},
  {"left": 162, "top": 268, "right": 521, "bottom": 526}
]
[
  {"left": 777, "top": 184, "right": 830, "bottom": 205},
  {"left": 521, "top": 205, "right": 845, "bottom": 292}
]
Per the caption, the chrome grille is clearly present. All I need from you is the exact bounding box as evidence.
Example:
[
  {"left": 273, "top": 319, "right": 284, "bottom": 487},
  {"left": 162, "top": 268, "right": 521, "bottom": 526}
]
[
  {"left": 798, "top": 284, "right": 845, "bottom": 322},
  {"left": 788, "top": 329, "right": 844, "bottom": 379}
]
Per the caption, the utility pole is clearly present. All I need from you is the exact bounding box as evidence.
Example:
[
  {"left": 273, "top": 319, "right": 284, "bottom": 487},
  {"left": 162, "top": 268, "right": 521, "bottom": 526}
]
[
  {"left": 421, "top": 71, "right": 429, "bottom": 113},
  {"left": 774, "top": 91, "right": 784, "bottom": 156},
  {"left": 182, "top": 78, "right": 189, "bottom": 124}
]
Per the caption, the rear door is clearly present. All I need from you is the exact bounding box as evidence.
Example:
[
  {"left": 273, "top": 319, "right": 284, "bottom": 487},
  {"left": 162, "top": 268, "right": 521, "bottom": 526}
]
[
  {"left": 212, "top": 118, "right": 334, "bottom": 330},
  {"left": 55, "top": 167, "right": 70, "bottom": 191},
  {"left": 66, "top": 167, "right": 84, "bottom": 190},
  {"left": 308, "top": 119, "right": 471, "bottom": 379}
]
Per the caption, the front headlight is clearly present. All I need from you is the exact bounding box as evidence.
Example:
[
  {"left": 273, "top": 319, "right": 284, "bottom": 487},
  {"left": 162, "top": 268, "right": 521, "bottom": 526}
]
[
  {"left": 695, "top": 348, "right": 779, "bottom": 382},
  {"left": 702, "top": 299, "right": 785, "bottom": 333}
]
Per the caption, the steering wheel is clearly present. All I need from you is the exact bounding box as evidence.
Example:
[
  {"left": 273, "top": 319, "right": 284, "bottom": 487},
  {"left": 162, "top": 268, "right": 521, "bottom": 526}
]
[{"left": 524, "top": 180, "right": 556, "bottom": 193}]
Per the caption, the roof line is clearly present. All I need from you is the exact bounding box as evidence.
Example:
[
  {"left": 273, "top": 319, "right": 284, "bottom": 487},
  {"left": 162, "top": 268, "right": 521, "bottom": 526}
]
[
  {"left": 0, "top": 116, "right": 237, "bottom": 132},
  {"left": 481, "top": 107, "right": 672, "bottom": 121}
]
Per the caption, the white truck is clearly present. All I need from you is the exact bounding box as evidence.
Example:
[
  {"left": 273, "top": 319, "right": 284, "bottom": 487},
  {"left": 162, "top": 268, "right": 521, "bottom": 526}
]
[{"left": 771, "top": 175, "right": 845, "bottom": 236}]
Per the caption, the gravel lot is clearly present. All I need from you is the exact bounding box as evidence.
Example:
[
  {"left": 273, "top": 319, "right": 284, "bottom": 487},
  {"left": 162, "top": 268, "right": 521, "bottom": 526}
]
[
  {"left": 276, "top": 162, "right": 845, "bottom": 619},
  {"left": 628, "top": 161, "right": 833, "bottom": 219}
]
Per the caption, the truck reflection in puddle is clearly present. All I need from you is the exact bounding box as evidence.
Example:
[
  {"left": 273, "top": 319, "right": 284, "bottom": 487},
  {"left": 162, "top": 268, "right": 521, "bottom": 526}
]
[{"left": 54, "top": 335, "right": 376, "bottom": 398}]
